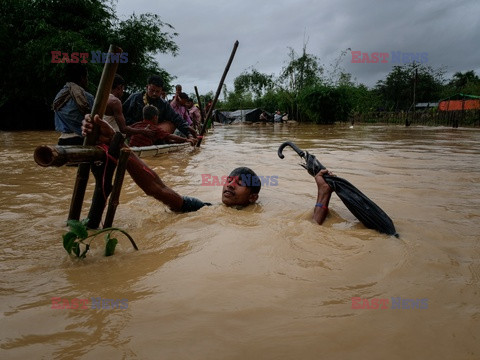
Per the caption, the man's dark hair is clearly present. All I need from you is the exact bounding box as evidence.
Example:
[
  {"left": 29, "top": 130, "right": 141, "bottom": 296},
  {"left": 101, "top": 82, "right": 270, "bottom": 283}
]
[
  {"left": 229, "top": 167, "right": 261, "bottom": 194},
  {"left": 179, "top": 92, "right": 189, "bottom": 100},
  {"left": 112, "top": 74, "right": 125, "bottom": 89},
  {"left": 65, "top": 63, "right": 88, "bottom": 84},
  {"left": 143, "top": 105, "right": 159, "bottom": 120},
  {"left": 147, "top": 75, "right": 164, "bottom": 88}
]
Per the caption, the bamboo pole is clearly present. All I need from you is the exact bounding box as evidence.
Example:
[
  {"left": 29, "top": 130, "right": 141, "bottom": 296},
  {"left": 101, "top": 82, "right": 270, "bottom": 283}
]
[
  {"left": 87, "top": 132, "right": 125, "bottom": 229},
  {"left": 194, "top": 86, "right": 206, "bottom": 128},
  {"left": 34, "top": 145, "right": 105, "bottom": 167},
  {"left": 68, "top": 44, "right": 122, "bottom": 221},
  {"left": 103, "top": 148, "right": 131, "bottom": 230},
  {"left": 196, "top": 40, "right": 239, "bottom": 147}
]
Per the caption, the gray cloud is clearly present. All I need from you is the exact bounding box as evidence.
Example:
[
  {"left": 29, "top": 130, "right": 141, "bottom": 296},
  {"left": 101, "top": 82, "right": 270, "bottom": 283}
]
[{"left": 115, "top": 0, "right": 480, "bottom": 95}]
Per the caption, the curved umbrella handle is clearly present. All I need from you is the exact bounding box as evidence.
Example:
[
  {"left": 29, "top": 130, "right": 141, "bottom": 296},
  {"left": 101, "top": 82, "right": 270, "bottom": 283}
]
[
  {"left": 277, "top": 141, "right": 305, "bottom": 159},
  {"left": 278, "top": 141, "right": 326, "bottom": 177}
]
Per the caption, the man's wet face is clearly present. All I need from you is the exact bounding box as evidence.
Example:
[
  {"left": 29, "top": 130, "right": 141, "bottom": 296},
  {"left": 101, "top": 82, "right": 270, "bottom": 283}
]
[
  {"left": 221, "top": 176, "right": 258, "bottom": 207},
  {"left": 115, "top": 84, "right": 125, "bottom": 98}
]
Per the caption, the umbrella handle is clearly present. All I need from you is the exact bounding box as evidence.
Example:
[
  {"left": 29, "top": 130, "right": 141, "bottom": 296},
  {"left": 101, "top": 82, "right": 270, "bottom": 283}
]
[
  {"left": 278, "top": 141, "right": 327, "bottom": 177},
  {"left": 277, "top": 141, "right": 305, "bottom": 159}
]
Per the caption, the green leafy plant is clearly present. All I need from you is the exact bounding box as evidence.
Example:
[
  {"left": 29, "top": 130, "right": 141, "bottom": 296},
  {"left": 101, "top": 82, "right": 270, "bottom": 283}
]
[{"left": 62, "top": 218, "right": 138, "bottom": 258}]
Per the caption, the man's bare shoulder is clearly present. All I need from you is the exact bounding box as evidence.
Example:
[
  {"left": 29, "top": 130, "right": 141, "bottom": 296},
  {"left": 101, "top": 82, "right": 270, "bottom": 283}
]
[
  {"left": 108, "top": 95, "right": 122, "bottom": 107},
  {"left": 106, "top": 94, "right": 123, "bottom": 113}
]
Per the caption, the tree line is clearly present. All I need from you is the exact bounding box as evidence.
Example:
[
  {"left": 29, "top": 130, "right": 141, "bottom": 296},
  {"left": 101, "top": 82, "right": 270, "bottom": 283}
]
[
  {"left": 217, "top": 44, "right": 480, "bottom": 124},
  {"left": 0, "top": 0, "right": 179, "bottom": 130},
  {"left": 1, "top": 0, "right": 479, "bottom": 130}
]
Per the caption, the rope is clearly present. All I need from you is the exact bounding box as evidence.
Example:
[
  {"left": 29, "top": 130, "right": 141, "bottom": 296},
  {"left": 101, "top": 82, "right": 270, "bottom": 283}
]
[{"left": 96, "top": 144, "right": 118, "bottom": 201}]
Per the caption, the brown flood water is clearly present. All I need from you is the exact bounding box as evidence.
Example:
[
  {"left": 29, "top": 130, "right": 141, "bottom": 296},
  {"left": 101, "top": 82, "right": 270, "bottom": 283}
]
[{"left": 1, "top": 123, "right": 479, "bottom": 359}]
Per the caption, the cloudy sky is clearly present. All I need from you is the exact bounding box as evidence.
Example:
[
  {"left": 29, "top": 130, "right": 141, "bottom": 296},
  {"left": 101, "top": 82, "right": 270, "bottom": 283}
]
[{"left": 115, "top": 0, "right": 480, "bottom": 96}]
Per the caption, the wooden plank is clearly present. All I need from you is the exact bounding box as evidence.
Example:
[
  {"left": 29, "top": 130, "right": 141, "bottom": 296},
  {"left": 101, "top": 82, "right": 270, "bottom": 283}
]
[{"left": 129, "top": 142, "right": 190, "bottom": 158}]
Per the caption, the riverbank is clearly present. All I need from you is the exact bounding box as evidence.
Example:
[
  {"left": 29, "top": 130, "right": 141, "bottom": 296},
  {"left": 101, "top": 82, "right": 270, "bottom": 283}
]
[{"left": 349, "top": 109, "right": 480, "bottom": 127}]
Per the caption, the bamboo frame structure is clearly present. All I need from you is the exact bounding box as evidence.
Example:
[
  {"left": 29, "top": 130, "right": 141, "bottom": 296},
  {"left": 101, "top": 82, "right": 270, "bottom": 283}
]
[
  {"left": 87, "top": 132, "right": 125, "bottom": 229},
  {"left": 34, "top": 145, "right": 106, "bottom": 167},
  {"left": 69, "top": 44, "right": 123, "bottom": 221},
  {"left": 103, "top": 148, "right": 131, "bottom": 229},
  {"left": 34, "top": 45, "right": 132, "bottom": 229}
]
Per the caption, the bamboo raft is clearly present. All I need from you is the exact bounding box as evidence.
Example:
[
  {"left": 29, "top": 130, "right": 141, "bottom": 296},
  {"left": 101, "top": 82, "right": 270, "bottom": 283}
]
[
  {"left": 33, "top": 41, "right": 237, "bottom": 230},
  {"left": 129, "top": 142, "right": 190, "bottom": 158}
]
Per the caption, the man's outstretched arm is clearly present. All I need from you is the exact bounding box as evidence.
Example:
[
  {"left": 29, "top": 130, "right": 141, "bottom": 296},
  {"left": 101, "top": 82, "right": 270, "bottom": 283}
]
[
  {"left": 126, "top": 154, "right": 208, "bottom": 212},
  {"left": 125, "top": 153, "right": 184, "bottom": 211},
  {"left": 83, "top": 114, "right": 183, "bottom": 211}
]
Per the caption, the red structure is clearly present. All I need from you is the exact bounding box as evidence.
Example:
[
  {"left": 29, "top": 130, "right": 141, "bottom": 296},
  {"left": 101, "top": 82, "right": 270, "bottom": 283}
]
[{"left": 438, "top": 93, "right": 480, "bottom": 111}]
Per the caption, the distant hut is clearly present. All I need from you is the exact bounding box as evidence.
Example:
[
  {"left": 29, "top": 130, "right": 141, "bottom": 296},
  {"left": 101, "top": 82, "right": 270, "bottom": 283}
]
[
  {"left": 214, "top": 108, "right": 271, "bottom": 124},
  {"left": 438, "top": 93, "right": 480, "bottom": 111},
  {"left": 438, "top": 93, "right": 480, "bottom": 127},
  {"left": 213, "top": 110, "right": 230, "bottom": 124},
  {"left": 415, "top": 102, "right": 439, "bottom": 110},
  {"left": 245, "top": 109, "right": 264, "bottom": 122}
]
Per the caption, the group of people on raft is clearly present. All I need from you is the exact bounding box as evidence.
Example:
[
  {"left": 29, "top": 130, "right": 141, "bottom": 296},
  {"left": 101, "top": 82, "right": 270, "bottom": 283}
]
[{"left": 53, "top": 63, "right": 207, "bottom": 149}]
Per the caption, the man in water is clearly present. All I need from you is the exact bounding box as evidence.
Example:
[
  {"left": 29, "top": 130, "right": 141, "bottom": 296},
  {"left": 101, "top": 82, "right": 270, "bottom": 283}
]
[{"left": 82, "top": 115, "right": 332, "bottom": 224}]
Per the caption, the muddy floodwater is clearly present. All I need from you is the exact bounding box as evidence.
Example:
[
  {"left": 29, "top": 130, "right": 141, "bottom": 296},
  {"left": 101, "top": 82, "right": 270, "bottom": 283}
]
[{"left": 1, "top": 123, "right": 479, "bottom": 359}]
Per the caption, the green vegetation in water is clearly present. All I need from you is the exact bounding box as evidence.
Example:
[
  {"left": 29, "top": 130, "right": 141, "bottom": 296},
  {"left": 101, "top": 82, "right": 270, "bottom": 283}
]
[{"left": 62, "top": 218, "right": 138, "bottom": 258}]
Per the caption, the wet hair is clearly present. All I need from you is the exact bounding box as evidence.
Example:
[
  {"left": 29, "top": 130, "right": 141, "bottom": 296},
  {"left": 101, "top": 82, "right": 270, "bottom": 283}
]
[
  {"left": 65, "top": 63, "right": 88, "bottom": 84},
  {"left": 229, "top": 167, "right": 261, "bottom": 194},
  {"left": 143, "top": 105, "right": 159, "bottom": 120},
  {"left": 112, "top": 74, "right": 125, "bottom": 89},
  {"left": 147, "top": 75, "right": 164, "bottom": 88}
]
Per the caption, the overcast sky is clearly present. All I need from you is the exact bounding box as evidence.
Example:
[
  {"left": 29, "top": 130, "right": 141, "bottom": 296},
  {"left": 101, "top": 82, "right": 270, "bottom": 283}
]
[{"left": 115, "top": 0, "right": 480, "bottom": 96}]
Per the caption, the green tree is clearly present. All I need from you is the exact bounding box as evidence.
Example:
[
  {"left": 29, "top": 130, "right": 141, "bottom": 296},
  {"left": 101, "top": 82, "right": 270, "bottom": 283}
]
[
  {"left": 278, "top": 46, "right": 323, "bottom": 93},
  {"left": 298, "top": 85, "right": 353, "bottom": 124},
  {"left": 446, "top": 70, "right": 480, "bottom": 95},
  {"left": 112, "top": 12, "right": 179, "bottom": 93},
  {"left": 0, "top": 0, "right": 114, "bottom": 129},
  {"left": 325, "top": 47, "right": 352, "bottom": 86},
  {"left": 233, "top": 68, "right": 274, "bottom": 99},
  {"left": 223, "top": 89, "right": 255, "bottom": 110},
  {"left": 348, "top": 84, "right": 382, "bottom": 113},
  {"left": 376, "top": 63, "right": 445, "bottom": 111},
  {"left": 277, "top": 44, "right": 324, "bottom": 121},
  {"left": 0, "top": 0, "right": 179, "bottom": 130}
]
